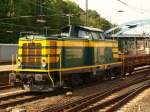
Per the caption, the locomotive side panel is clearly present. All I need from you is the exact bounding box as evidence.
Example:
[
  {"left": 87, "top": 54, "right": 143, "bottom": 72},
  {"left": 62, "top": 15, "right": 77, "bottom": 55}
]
[{"left": 62, "top": 40, "right": 87, "bottom": 67}]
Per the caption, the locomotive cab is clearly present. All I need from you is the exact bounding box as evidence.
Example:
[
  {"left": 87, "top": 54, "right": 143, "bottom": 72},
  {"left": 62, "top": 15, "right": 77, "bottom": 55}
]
[{"left": 61, "top": 25, "right": 104, "bottom": 40}]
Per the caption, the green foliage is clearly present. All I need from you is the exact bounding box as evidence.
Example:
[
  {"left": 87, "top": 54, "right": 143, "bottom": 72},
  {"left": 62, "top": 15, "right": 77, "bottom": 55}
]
[
  {"left": 85, "top": 10, "right": 112, "bottom": 31},
  {"left": 0, "top": 0, "right": 113, "bottom": 43}
]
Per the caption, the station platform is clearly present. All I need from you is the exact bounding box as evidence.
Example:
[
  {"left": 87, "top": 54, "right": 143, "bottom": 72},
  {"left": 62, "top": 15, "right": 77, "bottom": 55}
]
[
  {"left": 0, "top": 65, "right": 16, "bottom": 85},
  {"left": 0, "top": 65, "right": 15, "bottom": 72}
]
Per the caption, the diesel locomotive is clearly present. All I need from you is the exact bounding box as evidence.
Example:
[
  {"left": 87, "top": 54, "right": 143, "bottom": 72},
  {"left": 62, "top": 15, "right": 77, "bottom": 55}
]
[
  {"left": 10, "top": 25, "right": 122, "bottom": 92},
  {"left": 10, "top": 25, "right": 150, "bottom": 92}
]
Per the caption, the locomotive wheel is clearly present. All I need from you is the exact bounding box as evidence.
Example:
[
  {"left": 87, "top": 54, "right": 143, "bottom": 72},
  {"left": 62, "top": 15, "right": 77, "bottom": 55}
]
[
  {"left": 105, "top": 69, "right": 112, "bottom": 80},
  {"left": 64, "top": 74, "right": 84, "bottom": 88},
  {"left": 81, "top": 73, "right": 92, "bottom": 84}
]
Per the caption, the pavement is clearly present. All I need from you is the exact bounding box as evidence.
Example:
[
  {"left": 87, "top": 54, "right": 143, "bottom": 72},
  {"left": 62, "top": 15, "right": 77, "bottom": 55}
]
[
  {"left": 0, "top": 65, "right": 16, "bottom": 72},
  {"left": 0, "top": 89, "right": 29, "bottom": 98}
]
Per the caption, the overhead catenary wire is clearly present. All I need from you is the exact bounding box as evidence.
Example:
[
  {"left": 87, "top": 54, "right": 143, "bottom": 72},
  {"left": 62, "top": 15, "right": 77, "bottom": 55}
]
[
  {"left": 0, "top": 16, "right": 34, "bottom": 21},
  {"left": 0, "top": 14, "right": 72, "bottom": 21},
  {"left": 0, "top": 0, "right": 82, "bottom": 34},
  {"left": 0, "top": 14, "right": 80, "bottom": 34},
  {"left": 26, "top": 0, "right": 81, "bottom": 18},
  {"left": 0, "top": 14, "right": 74, "bottom": 30},
  {"left": 27, "top": 0, "right": 150, "bottom": 16},
  {"left": 0, "top": 22, "right": 60, "bottom": 31},
  {"left": 26, "top": 0, "right": 56, "bottom": 13},
  {"left": 116, "top": 0, "right": 145, "bottom": 13},
  {"left": 117, "top": 0, "right": 150, "bottom": 34},
  {"left": 0, "top": 0, "right": 82, "bottom": 27},
  {"left": 0, "top": 0, "right": 81, "bottom": 28}
]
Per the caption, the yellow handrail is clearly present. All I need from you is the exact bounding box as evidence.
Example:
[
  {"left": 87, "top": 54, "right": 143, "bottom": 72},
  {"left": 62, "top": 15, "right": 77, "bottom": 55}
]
[
  {"left": 121, "top": 53, "right": 125, "bottom": 75},
  {"left": 12, "top": 55, "right": 14, "bottom": 73},
  {"left": 47, "top": 55, "right": 54, "bottom": 87},
  {"left": 59, "top": 53, "right": 62, "bottom": 86},
  {"left": 15, "top": 55, "right": 18, "bottom": 74}
]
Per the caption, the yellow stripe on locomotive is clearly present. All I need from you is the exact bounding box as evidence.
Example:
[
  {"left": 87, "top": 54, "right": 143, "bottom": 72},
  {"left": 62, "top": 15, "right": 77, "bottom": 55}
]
[{"left": 17, "top": 40, "right": 120, "bottom": 70}]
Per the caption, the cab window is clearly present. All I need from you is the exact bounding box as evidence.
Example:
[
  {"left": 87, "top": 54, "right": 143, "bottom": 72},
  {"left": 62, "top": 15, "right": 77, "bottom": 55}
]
[
  {"left": 78, "top": 30, "right": 92, "bottom": 39},
  {"left": 91, "top": 32, "right": 98, "bottom": 39},
  {"left": 78, "top": 30, "right": 87, "bottom": 38},
  {"left": 91, "top": 32, "right": 101, "bottom": 40},
  {"left": 87, "top": 32, "right": 93, "bottom": 39}
]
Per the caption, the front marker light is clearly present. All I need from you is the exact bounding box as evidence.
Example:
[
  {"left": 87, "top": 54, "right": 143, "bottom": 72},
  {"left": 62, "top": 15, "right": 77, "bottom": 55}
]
[
  {"left": 41, "top": 59, "right": 46, "bottom": 67},
  {"left": 18, "top": 59, "right": 21, "bottom": 66}
]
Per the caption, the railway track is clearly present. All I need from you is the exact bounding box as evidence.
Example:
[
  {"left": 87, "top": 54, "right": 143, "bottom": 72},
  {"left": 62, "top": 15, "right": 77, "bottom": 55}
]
[
  {"left": 0, "top": 88, "right": 70, "bottom": 110},
  {"left": 79, "top": 81, "right": 150, "bottom": 112},
  {"left": 0, "top": 82, "right": 14, "bottom": 90},
  {"left": 0, "top": 91, "right": 30, "bottom": 109},
  {"left": 0, "top": 82, "right": 9, "bottom": 86},
  {"left": 0, "top": 67, "right": 149, "bottom": 111},
  {"left": 41, "top": 74, "right": 150, "bottom": 112},
  {"left": 0, "top": 91, "right": 50, "bottom": 109},
  {"left": 0, "top": 85, "right": 14, "bottom": 90},
  {"left": 101, "top": 82, "right": 150, "bottom": 112}
]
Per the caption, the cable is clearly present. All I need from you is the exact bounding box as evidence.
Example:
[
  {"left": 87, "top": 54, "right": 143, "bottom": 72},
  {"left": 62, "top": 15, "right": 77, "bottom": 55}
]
[
  {"left": 0, "top": 13, "right": 80, "bottom": 21},
  {"left": 117, "top": 0, "right": 128, "bottom": 6},
  {"left": 26, "top": 0, "right": 54, "bottom": 12},
  {"left": 0, "top": 22, "right": 59, "bottom": 31},
  {"left": 116, "top": 0, "right": 145, "bottom": 13},
  {"left": 0, "top": 16, "right": 34, "bottom": 21},
  {"left": 26, "top": 0, "right": 82, "bottom": 16},
  {"left": 0, "top": 0, "right": 82, "bottom": 21}
]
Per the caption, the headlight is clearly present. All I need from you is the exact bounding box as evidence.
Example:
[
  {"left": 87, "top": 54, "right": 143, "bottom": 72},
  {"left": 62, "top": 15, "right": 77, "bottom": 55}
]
[
  {"left": 18, "top": 59, "right": 21, "bottom": 66},
  {"left": 42, "top": 62, "right": 46, "bottom": 67},
  {"left": 41, "top": 59, "right": 46, "bottom": 67}
]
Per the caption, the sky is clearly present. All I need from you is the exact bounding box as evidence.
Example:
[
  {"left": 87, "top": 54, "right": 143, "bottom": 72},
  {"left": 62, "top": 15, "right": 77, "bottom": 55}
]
[
  {"left": 74, "top": 0, "right": 150, "bottom": 24},
  {"left": 74, "top": 0, "right": 150, "bottom": 34}
]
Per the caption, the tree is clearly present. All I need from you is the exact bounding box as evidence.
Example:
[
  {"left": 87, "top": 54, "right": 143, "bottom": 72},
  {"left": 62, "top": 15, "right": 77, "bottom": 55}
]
[
  {"left": 0, "top": 0, "right": 113, "bottom": 43},
  {"left": 80, "top": 9, "right": 112, "bottom": 31}
]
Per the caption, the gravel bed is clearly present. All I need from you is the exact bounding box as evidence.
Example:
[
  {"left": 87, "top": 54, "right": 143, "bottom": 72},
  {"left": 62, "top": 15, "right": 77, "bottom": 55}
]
[
  {"left": 5, "top": 70, "right": 150, "bottom": 112},
  {"left": 118, "top": 88, "right": 150, "bottom": 112}
]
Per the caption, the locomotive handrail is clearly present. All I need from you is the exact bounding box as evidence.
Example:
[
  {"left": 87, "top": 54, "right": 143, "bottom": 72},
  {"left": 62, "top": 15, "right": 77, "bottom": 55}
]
[
  {"left": 59, "top": 53, "right": 62, "bottom": 86},
  {"left": 47, "top": 55, "right": 54, "bottom": 87},
  {"left": 12, "top": 55, "right": 15, "bottom": 73},
  {"left": 120, "top": 53, "right": 125, "bottom": 75},
  {"left": 19, "top": 32, "right": 34, "bottom": 38}
]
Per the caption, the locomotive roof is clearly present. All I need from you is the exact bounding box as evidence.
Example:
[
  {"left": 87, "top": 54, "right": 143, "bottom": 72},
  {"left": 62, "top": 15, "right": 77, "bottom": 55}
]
[
  {"left": 77, "top": 26, "right": 104, "bottom": 32},
  {"left": 62, "top": 25, "right": 104, "bottom": 32}
]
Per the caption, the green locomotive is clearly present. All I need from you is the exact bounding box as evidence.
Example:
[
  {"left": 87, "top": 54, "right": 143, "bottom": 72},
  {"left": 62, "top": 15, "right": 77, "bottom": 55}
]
[{"left": 11, "top": 25, "right": 121, "bottom": 92}]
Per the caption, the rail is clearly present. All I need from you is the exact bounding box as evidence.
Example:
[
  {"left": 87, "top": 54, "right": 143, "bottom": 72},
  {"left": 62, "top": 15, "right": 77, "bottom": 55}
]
[
  {"left": 81, "top": 81, "right": 150, "bottom": 112},
  {"left": 0, "top": 92, "right": 48, "bottom": 109},
  {"left": 40, "top": 74, "right": 150, "bottom": 112}
]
